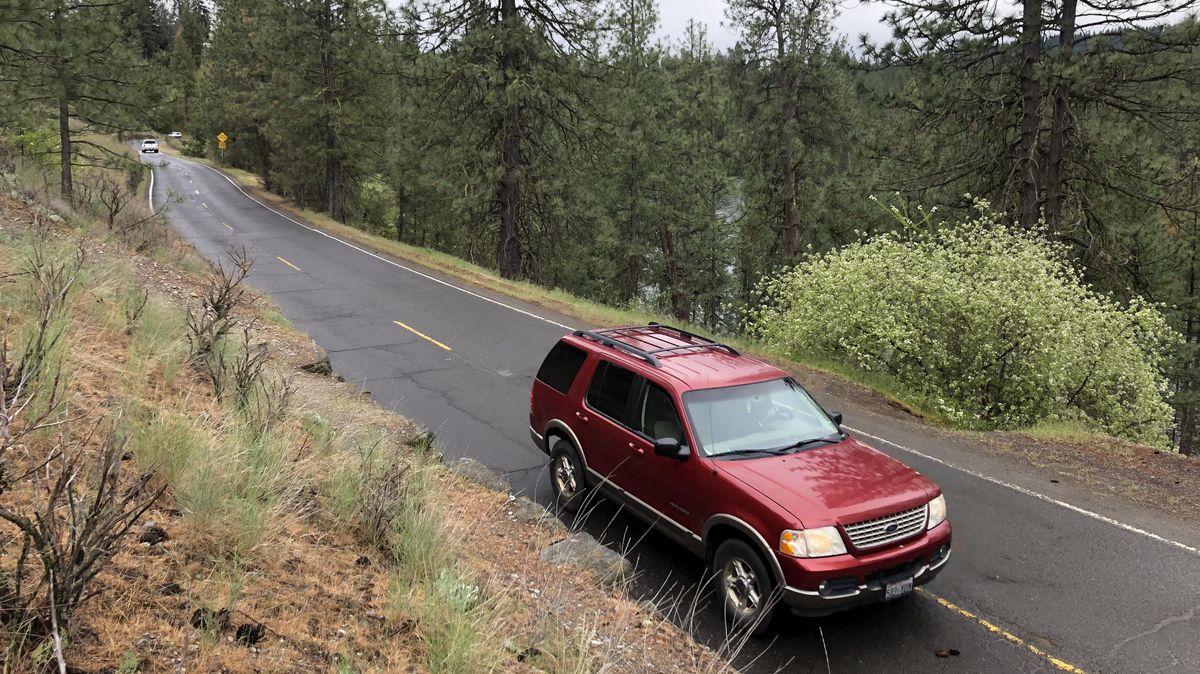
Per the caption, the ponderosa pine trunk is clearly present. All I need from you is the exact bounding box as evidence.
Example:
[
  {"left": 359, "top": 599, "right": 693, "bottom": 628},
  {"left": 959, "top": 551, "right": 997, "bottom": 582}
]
[
  {"left": 624, "top": 156, "right": 640, "bottom": 300},
  {"left": 1016, "top": 0, "right": 1043, "bottom": 229},
  {"left": 498, "top": 0, "right": 522, "bottom": 279},
  {"left": 775, "top": 8, "right": 799, "bottom": 257},
  {"left": 1045, "top": 0, "right": 1076, "bottom": 233},
  {"left": 320, "top": 0, "right": 343, "bottom": 221}
]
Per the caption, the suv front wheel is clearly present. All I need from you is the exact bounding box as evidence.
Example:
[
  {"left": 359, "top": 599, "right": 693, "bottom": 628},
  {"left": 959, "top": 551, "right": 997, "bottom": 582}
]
[
  {"left": 549, "top": 438, "right": 589, "bottom": 514},
  {"left": 714, "top": 538, "right": 778, "bottom": 637}
]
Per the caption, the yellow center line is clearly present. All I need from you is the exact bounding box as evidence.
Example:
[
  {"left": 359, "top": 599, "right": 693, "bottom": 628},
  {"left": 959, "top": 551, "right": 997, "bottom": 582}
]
[
  {"left": 394, "top": 320, "right": 453, "bottom": 351},
  {"left": 916, "top": 588, "right": 1088, "bottom": 673},
  {"left": 276, "top": 256, "right": 301, "bottom": 272}
]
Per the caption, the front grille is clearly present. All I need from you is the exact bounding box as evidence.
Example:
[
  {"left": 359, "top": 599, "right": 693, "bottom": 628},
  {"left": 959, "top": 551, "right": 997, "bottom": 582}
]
[{"left": 843, "top": 504, "right": 928, "bottom": 550}]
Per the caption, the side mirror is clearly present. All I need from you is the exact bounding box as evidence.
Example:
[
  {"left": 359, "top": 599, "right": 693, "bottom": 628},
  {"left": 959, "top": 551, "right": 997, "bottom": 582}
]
[
  {"left": 829, "top": 410, "right": 843, "bottom": 426},
  {"left": 654, "top": 437, "right": 690, "bottom": 461}
]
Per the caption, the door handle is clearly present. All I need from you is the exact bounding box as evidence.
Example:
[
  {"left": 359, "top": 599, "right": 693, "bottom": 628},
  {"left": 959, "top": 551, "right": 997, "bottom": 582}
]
[
  {"left": 575, "top": 411, "right": 589, "bottom": 423},
  {"left": 628, "top": 442, "right": 644, "bottom": 455}
]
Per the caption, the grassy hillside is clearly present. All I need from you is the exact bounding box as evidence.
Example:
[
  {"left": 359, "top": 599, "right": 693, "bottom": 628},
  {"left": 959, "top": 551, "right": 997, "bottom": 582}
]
[{"left": 0, "top": 149, "right": 736, "bottom": 673}]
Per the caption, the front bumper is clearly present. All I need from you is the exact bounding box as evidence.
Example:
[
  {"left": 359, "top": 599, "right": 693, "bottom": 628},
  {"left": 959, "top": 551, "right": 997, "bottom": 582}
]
[{"left": 780, "top": 521, "right": 952, "bottom": 616}]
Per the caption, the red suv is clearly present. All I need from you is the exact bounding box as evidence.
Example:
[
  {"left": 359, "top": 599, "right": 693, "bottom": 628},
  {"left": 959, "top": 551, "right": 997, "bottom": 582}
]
[{"left": 529, "top": 324, "right": 951, "bottom": 634}]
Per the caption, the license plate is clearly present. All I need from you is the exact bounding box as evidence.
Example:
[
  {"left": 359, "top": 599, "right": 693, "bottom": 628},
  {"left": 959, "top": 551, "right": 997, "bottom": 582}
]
[{"left": 884, "top": 577, "right": 914, "bottom": 601}]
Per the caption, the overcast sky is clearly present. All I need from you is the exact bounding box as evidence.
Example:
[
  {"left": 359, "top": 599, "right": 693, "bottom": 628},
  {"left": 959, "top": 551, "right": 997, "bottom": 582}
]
[{"left": 654, "top": 0, "right": 892, "bottom": 50}]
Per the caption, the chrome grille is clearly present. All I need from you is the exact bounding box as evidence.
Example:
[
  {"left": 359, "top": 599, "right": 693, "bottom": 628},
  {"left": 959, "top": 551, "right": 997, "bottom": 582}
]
[{"left": 843, "top": 504, "right": 928, "bottom": 550}]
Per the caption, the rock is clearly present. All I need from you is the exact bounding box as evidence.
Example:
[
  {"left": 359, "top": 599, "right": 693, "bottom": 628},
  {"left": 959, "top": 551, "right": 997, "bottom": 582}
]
[
  {"left": 300, "top": 356, "right": 333, "bottom": 376},
  {"left": 508, "top": 496, "right": 566, "bottom": 534},
  {"left": 138, "top": 524, "right": 169, "bottom": 545},
  {"left": 235, "top": 622, "right": 267, "bottom": 646},
  {"left": 540, "top": 533, "right": 632, "bottom": 584},
  {"left": 448, "top": 457, "right": 510, "bottom": 492},
  {"left": 190, "top": 607, "right": 230, "bottom": 632},
  {"left": 134, "top": 632, "right": 180, "bottom": 660}
]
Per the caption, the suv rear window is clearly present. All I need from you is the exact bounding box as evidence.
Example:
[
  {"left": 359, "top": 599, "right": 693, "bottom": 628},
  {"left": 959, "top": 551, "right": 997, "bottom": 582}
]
[
  {"left": 535, "top": 341, "right": 587, "bottom": 394},
  {"left": 586, "top": 361, "right": 636, "bottom": 421}
]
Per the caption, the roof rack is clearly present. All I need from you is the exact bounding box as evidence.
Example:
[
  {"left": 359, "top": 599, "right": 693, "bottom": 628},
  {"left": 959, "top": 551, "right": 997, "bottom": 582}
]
[
  {"left": 575, "top": 322, "right": 741, "bottom": 367},
  {"left": 645, "top": 322, "right": 740, "bottom": 356},
  {"left": 574, "top": 330, "right": 662, "bottom": 367}
]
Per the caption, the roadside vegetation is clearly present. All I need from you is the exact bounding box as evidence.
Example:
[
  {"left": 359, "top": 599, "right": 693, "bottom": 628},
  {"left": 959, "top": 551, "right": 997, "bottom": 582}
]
[
  {"left": 4, "top": 1, "right": 1200, "bottom": 454},
  {"left": 747, "top": 200, "right": 1179, "bottom": 445},
  {"left": 0, "top": 146, "right": 733, "bottom": 672}
]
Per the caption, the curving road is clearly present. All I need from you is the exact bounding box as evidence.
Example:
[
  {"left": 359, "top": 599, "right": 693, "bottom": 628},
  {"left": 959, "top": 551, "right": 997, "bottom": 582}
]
[{"left": 145, "top": 149, "right": 1200, "bottom": 674}]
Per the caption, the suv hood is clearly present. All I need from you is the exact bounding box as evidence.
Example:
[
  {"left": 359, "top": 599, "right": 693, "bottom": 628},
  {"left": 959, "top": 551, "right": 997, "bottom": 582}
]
[{"left": 716, "top": 436, "right": 936, "bottom": 527}]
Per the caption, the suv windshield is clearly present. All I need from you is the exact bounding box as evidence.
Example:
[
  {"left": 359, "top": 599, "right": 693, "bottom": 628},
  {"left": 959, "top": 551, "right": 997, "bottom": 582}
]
[{"left": 682, "top": 377, "right": 840, "bottom": 457}]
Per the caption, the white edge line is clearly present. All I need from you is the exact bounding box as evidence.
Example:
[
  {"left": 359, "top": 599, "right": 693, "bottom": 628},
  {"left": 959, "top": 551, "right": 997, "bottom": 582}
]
[
  {"left": 171, "top": 154, "right": 1197, "bottom": 558},
  {"left": 846, "top": 425, "right": 1200, "bottom": 556},
  {"left": 181, "top": 156, "right": 575, "bottom": 332},
  {"left": 147, "top": 159, "right": 154, "bottom": 211}
]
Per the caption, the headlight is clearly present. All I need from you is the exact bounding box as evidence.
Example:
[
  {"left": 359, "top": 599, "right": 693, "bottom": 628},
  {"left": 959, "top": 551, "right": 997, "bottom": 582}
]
[
  {"left": 779, "top": 526, "right": 847, "bottom": 558},
  {"left": 927, "top": 494, "right": 947, "bottom": 530}
]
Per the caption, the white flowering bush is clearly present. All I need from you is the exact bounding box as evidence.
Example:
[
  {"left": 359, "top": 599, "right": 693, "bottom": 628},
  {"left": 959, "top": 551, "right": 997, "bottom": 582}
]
[{"left": 745, "top": 200, "right": 1178, "bottom": 445}]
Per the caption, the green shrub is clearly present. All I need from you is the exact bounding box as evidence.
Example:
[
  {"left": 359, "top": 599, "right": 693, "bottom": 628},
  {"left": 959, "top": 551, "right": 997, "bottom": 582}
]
[
  {"left": 746, "top": 199, "right": 1178, "bottom": 445},
  {"left": 357, "top": 175, "right": 397, "bottom": 237}
]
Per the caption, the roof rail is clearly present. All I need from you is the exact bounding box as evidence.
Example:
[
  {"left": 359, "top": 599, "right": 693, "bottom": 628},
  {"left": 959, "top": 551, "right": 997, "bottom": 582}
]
[
  {"left": 574, "top": 330, "right": 662, "bottom": 367},
  {"left": 583, "top": 323, "right": 741, "bottom": 362},
  {"left": 645, "top": 322, "right": 740, "bottom": 356}
]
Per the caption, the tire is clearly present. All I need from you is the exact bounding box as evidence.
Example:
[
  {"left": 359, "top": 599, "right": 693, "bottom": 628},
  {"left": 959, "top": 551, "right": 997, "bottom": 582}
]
[
  {"left": 713, "top": 538, "right": 779, "bottom": 637},
  {"left": 549, "top": 438, "right": 589, "bottom": 514}
]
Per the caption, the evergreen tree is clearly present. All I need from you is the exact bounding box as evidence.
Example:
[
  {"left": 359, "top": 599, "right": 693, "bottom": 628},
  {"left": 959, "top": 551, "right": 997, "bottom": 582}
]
[
  {"left": 0, "top": 0, "right": 162, "bottom": 201},
  {"left": 122, "top": 0, "right": 172, "bottom": 60},
  {"left": 602, "top": 0, "right": 661, "bottom": 303},
  {"left": 404, "top": 0, "right": 601, "bottom": 280},
  {"left": 726, "top": 0, "right": 851, "bottom": 296}
]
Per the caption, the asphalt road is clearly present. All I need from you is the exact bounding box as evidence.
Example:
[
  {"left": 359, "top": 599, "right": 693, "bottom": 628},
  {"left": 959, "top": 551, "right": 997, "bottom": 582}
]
[{"left": 146, "top": 150, "right": 1200, "bottom": 674}]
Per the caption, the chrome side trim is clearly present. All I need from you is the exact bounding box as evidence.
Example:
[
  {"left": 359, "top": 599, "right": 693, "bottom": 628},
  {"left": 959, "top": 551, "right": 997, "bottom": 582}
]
[
  {"left": 586, "top": 467, "right": 703, "bottom": 548},
  {"left": 704, "top": 514, "right": 786, "bottom": 586},
  {"left": 530, "top": 426, "right": 544, "bottom": 443}
]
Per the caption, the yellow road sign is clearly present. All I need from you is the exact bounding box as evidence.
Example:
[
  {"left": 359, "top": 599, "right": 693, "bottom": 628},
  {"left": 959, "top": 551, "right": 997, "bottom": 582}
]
[
  {"left": 218, "top": 140, "right": 227, "bottom": 150},
  {"left": 217, "top": 131, "right": 228, "bottom": 143}
]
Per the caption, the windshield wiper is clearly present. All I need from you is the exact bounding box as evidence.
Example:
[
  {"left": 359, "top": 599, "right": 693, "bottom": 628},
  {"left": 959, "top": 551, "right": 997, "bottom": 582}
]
[
  {"left": 713, "top": 448, "right": 785, "bottom": 460},
  {"left": 778, "top": 433, "right": 845, "bottom": 454}
]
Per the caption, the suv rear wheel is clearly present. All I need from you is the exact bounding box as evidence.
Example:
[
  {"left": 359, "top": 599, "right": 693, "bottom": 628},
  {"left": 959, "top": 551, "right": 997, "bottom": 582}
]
[
  {"left": 713, "top": 538, "right": 778, "bottom": 637},
  {"left": 549, "top": 438, "right": 588, "bottom": 514}
]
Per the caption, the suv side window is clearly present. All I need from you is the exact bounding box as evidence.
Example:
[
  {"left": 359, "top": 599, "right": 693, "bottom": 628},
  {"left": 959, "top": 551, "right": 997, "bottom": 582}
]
[
  {"left": 535, "top": 341, "right": 587, "bottom": 394},
  {"left": 586, "top": 361, "right": 637, "bottom": 422},
  {"left": 637, "top": 382, "right": 684, "bottom": 442}
]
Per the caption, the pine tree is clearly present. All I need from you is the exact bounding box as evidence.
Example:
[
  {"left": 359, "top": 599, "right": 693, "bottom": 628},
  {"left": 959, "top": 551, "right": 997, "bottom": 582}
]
[
  {"left": 404, "top": 0, "right": 601, "bottom": 280},
  {"left": 197, "top": 0, "right": 391, "bottom": 219},
  {"left": 0, "top": 0, "right": 162, "bottom": 201},
  {"left": 725, "top": 0, "right": 850, "bottom": 298},
  {"left": 602, "top": 0, "right": 660, "bottom": 303},
  {"left": 870, "top": 0, "right": 1200, "bottom": 235}
]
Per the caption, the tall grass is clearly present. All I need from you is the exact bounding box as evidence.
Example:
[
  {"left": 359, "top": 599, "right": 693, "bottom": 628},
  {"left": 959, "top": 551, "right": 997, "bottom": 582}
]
[{"left": 177, "top": 425, "right": 298, "bottom": 558}]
